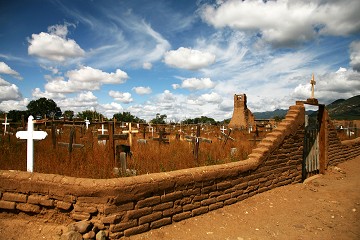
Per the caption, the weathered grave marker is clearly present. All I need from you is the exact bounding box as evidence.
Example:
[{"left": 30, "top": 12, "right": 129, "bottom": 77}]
[
  {"left": 97, "top": 121, "right": 128, "bottom": 165},
  {"left": 16, "top": 115, "right": 47, "bottom": 172},
  {"left": 153, "top": 127, "right": 170, "bottom": 144},
  {"left": 58, "top": 127, "right": 84, "bottom": 153},
  {"left": 185, "top": 124, "right": 212, "bottom": 161},
  {"left": 147, "top": 124, "right": 154, "bottom": 138},
  {"left": 122, "top": 122, "right": 138, "bottom": 146},
  {"left": 221, "top": 128, "right": 235, "bottom": 146}
]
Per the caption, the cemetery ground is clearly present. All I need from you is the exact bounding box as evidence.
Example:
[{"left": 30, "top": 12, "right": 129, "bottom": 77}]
[
  {"left": 0, "top": 156, "right": 359, "bottom": 239},
  {"left": 0, "top": 124, "right": 254, "bottom": 178}
]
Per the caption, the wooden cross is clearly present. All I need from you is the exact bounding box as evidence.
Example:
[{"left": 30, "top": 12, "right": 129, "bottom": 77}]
[
  {"left": 97, "top": 121, "right": 128, "bottom": 165},
  {"left": 58, "top": 127, "right": 84, "bottom": 153},
  {"left": 15, "top": 115, "right": 47, "bottom": 172},
  {"left": 185, "top": 125, "right": 212, "bottom": 161},
  {"left": 2, "top": 114, "right": 10, "bottom": 135},
  {"left": 122, "top": 122, "right": 139, "bottom": 146},
  {"left": 310, "top": 73, "right": 316, "bottom": 99},
  {"left": 153, "top": 127, "right": 170, "bottom": 144},
  {"left": 221, "top": 128, "right": 234, "bottom": 146}
]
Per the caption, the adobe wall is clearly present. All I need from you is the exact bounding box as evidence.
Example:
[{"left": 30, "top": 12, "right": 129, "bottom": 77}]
[
  {"left": 0, "top": 104, "right": 359, "bottom": 239},
  {"left": 327, "top": 121, "right": 360, "bottom": 166}
]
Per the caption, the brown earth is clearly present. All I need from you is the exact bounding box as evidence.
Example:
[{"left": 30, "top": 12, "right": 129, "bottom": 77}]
[{"left": 1, "top": 156, "right": 360, "bottom": 240}]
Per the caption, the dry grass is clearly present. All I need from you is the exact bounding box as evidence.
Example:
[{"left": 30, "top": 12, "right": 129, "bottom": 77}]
[{"left": 0, "top": 124, "right": 262, "bottom": 178}]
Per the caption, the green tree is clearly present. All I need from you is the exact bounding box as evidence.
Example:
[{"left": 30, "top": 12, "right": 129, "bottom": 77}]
[
  {"left": 150, "top": 113, "right": 167, "bottom": 124},
  {"left": 7, "top": 110, "right": 30, "bottom": 122},
  {"left": 113, "top": 111, "right": 145, "bottom": 123},
  {"left": 181, "top": 116, "right": 217, "bottom": 125},
  {"left": 63, "top": 110, "right": 74, "bottom": 120},
  {"left": 27, "top": 97, "right": 61, "bottom": 119},
  {"left": 274, "top": 115, "right": 285, "bottom": 122},
  {"left": 77, "top": 110, "right": 104, "bottom": 121}
]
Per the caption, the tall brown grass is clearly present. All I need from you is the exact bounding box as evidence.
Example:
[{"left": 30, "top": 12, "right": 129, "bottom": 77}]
[{"left": 0, "top": 124, "right": 260, "bottom": 179}]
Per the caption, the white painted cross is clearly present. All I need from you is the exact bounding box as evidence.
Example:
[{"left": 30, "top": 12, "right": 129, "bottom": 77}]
[
  {"left": 16, "top": 115, "right": 47, "bottom": 172},
  {"left": 98, "top": 124, "right": 108, "bottom": 134},
  {"left": 97, "top": 124, "right": 108, "bottom": 145},
  {"left": 122, "top": 122, "right": 139, "bottom": 146},
  {"left": 85, "top": 118, "right": 90, "bottom": 130},
  {"left": 2, "top": 114, "right": 10, "bottom": 135},
  {"left": 220, "top": 126, "right": 227, "bottom": 134}
]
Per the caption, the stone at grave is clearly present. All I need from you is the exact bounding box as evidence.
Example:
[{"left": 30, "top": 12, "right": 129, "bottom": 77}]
[
  {"left": 15, "top": 115, "right": 47, "bottom": 172},
  {"left": 61, "top": 230, "right": 83, "bottom": 240},
  {"left": 68, "top": 220, "right": 93, "bottom": 234},
  {"left": 96, "top": 230, "right": 107, "bottom": 240},
  {"left": 120, "top": 152, "right": 127, "bottom": 174},
  {"left": 137, "top": 139, "right": 147, "bottom": 144},
  {"left": 83, "top": 231, "right": 96, "bottom": 239},
  {"left": 230, "top": 148, "right": 237, "bottom": 157}
]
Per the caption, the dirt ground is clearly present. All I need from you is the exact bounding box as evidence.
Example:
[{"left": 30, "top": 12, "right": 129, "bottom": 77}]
[{"left": 1, "top": 156, "right": 359, "bottom": 240}]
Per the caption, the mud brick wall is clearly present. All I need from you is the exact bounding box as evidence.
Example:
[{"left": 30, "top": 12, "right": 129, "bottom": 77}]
[
  {"left": 0, "top": 104, "right": 359, "bottom": 239},
  {"left": 327, "top": 121, "right": 360, "bottom": 166}
]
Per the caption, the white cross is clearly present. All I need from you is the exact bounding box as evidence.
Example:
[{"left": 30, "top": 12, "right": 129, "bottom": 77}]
[
  {"left": 16, "top": 115, "right": 47, "bottom": 172},
  {"left": 2, "top": 114, "right": 10, "bottom": 135},
  {"left": 97, "top": 124, "right": 108, "bottom": 145},
  {"left": 122, "top": 122, "right": 139, "bottom": 146},
  {"left": 220, "top": 126, "right": 226, "bottom": 134},
  {"left": 85, "top": 118, "right": 90, "bottom": 130},
  {"left": 98, "top": 124, "right": 108, "bottom": 134}
]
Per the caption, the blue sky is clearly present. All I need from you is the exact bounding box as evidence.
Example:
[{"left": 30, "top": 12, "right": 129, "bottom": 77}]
[{"left": 0, "top": 0, "right": 359, "bottom": 122}]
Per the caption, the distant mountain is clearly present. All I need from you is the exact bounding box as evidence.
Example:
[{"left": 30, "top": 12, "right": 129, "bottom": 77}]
[
  {"left": 326, "top": 95, "right": 360, "bottom": 120},
  {"left": 253, "top": 95, "right": 360, "bottom": 120},
  {"left": 253, "top": 109, "right": 288, "bottom": 119}
]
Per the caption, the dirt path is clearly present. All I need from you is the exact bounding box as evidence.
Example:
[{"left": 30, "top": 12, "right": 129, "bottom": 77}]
[{"left": 1, "top": 156, "right": 360, "bottom": 240}]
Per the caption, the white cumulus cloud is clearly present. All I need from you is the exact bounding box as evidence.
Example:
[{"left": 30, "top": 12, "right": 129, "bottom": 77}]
[
  {"left": 109, "top": 90, "right": 133, "bottom": 103},
  {"left": 45, "top": 66, "right": 128, "bottom": 93},
  {"left": 28, "top": 24, "right": 85, "bottom": 62},
  {"left": 0, "top": 78, "right": 22, "bottom": 101},
  {"left": 132, "top": 86, "right": 152, "bottom": 95},
  {"left": 164, "top": 47, "right": 216, "bottom": 70},
  {"left": 179, "top": 77, "right": 215, "bottom": 91},
  {"left": 200, "top": 0, "right": 360, "bottom": 47},
  {"left": 0, "top": 62, "right": 23, "bottom": 80}
]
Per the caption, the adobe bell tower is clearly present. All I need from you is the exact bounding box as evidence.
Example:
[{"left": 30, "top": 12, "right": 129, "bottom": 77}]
[{"left": 228, "top": 94, "right": 255, "bottom": 130}]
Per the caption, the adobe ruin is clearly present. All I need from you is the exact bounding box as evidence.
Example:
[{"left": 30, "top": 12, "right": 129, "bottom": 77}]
[{"left": 228, "top": 93, "right": 255, "bottom": 130}]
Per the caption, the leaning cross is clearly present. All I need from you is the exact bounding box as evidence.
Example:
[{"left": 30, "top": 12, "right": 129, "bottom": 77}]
[
  {"left": 122, "top": 123, "right": 139, "bottom": 146},
  {"left": 2, "top": 114, "right": 10, "bottom": 135},
  {"left": 310, "top": 73, "right": 316, "bottom": 99},
  {"left": 16, "top": 115, "right": 47, "bottom": 172}
]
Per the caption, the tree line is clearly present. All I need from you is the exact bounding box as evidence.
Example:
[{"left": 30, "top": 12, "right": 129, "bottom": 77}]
[{"left": 1, "top": 97, "right": 223, "bottom": 125}]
